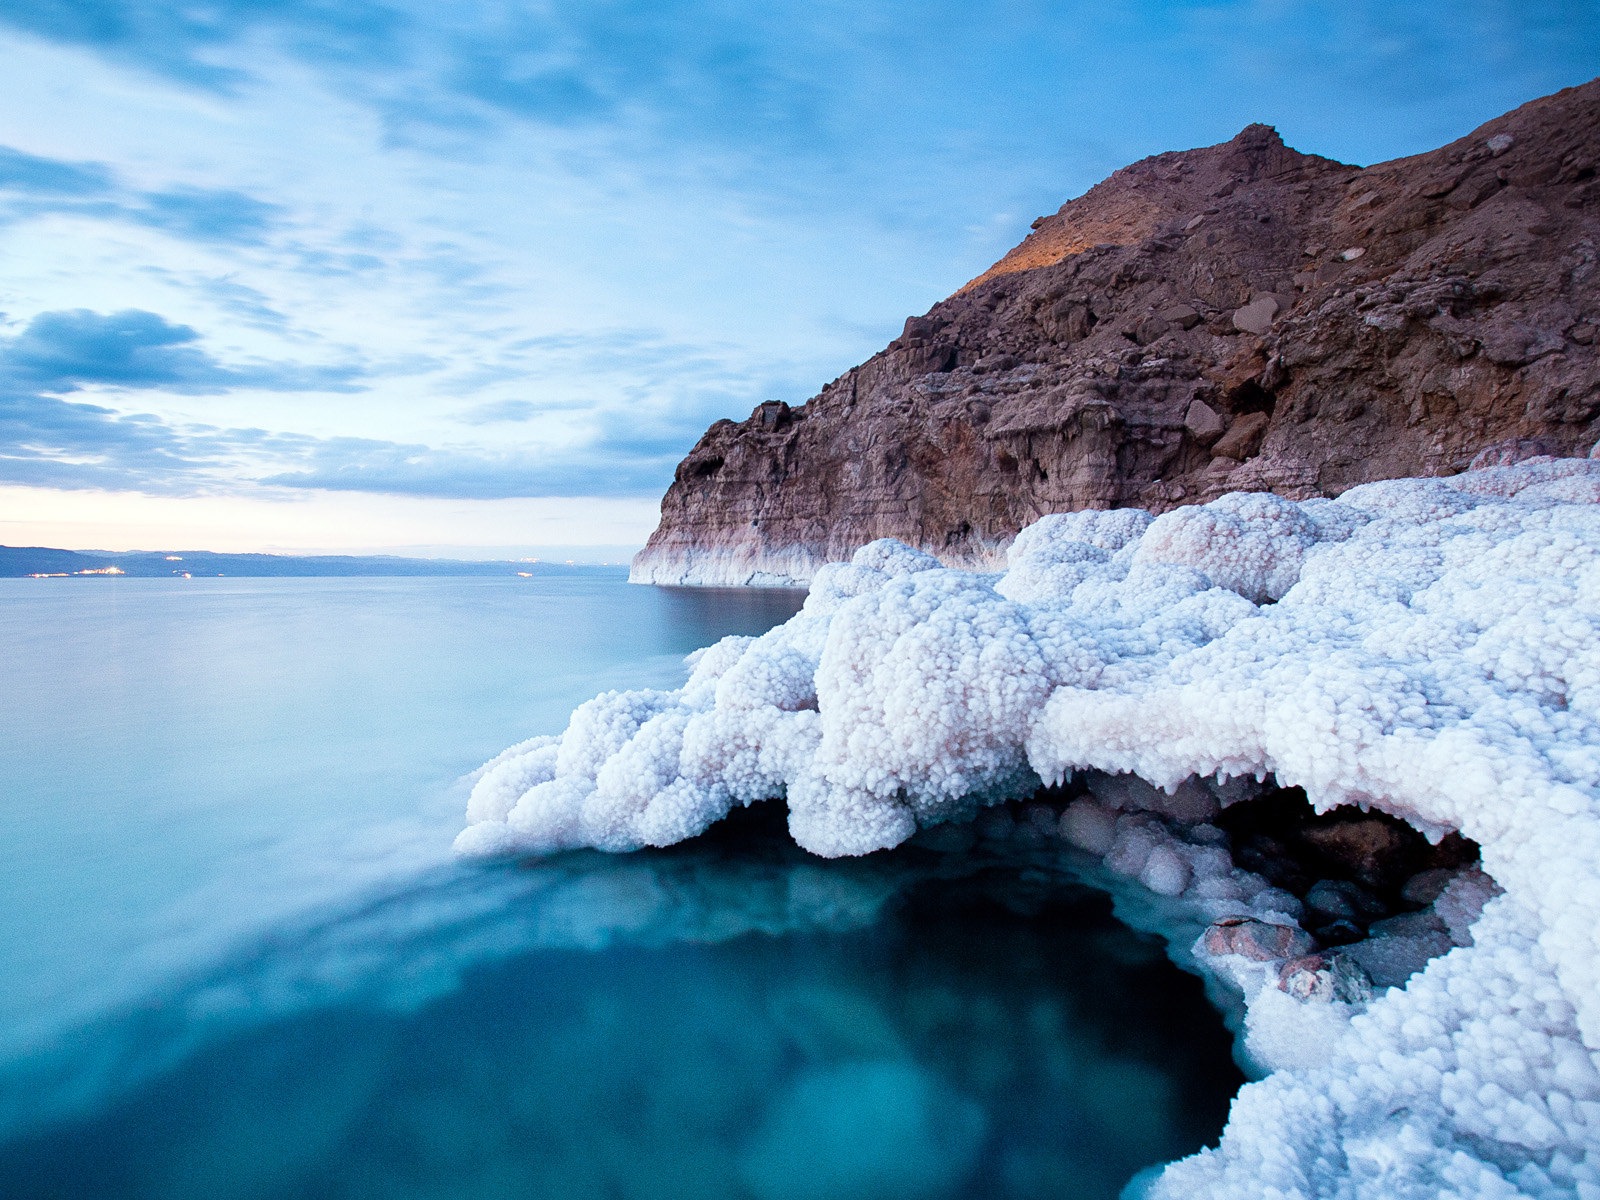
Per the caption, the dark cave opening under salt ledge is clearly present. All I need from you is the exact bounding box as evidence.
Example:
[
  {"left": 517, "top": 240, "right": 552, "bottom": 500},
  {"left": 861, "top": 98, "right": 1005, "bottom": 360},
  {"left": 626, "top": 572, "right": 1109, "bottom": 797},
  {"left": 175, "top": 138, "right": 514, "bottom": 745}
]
[{"left": 0, "top": 800, "right": 1245, "bottom": 1200}]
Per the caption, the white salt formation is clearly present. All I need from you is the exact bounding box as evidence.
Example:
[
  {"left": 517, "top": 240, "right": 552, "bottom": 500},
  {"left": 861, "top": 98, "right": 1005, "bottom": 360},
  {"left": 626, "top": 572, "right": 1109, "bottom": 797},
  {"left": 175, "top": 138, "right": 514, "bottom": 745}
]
[{"left": 461, "top": 456, "right": 1600, "bottom": 1198}]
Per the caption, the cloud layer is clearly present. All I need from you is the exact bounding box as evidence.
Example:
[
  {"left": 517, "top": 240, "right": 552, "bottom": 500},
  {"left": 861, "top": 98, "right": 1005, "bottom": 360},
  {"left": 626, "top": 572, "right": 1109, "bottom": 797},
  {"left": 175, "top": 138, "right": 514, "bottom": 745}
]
[
  {"left": 0, "top": 0, "right": 1592, "bottom": 531},
  {"left": 0, "top": 309, "right": 701, "bottom": 498}
]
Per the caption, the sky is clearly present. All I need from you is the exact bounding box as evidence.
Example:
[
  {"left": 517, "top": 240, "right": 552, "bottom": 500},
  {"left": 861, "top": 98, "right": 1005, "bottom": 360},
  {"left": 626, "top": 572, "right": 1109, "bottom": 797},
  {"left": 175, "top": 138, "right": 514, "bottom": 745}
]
[{"left": 0, "top": 1, "right": 1595, "bottom": 557}]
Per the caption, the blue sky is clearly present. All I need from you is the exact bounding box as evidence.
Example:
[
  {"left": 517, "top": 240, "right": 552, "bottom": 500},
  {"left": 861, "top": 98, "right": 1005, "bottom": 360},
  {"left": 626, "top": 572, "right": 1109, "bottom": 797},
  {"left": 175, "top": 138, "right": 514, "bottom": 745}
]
[{"left": 0, "top": 0, "right": 1594, "bottom": 555}]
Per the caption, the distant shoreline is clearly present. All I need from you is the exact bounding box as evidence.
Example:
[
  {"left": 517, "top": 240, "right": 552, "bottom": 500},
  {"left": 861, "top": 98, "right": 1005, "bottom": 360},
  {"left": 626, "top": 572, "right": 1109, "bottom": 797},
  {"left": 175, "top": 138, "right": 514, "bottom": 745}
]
[{"left": 0, "top": 545, "right": 632, "bottom": 579}]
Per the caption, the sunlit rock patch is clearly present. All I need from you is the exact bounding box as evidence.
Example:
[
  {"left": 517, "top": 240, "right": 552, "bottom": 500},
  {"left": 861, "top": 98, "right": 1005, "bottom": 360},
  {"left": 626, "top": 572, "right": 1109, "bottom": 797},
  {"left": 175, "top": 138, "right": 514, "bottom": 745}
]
[{"left": 463, "top": 455, "right": 1600, "bottom": 1198}]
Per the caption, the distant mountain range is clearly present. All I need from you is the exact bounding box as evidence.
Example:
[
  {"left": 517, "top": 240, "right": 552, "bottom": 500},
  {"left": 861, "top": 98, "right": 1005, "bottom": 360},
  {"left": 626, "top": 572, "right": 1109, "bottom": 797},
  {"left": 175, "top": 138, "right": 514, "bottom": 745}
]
[{"left": 0, "top": 546, "right": 611, "bottom": 578}]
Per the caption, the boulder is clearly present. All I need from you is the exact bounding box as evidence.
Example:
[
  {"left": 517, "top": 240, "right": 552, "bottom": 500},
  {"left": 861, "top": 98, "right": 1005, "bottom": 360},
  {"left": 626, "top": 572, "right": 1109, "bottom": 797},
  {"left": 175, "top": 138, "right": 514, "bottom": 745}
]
[
  {"left": 1161, "top": 302, "right": 1203, "bottom": 330},
  {"left": 1231, "top": 295, "right": 1280, "bottom": 335},
  {"left": 1184, "top": 399, "right": 1227, "bottom": 444},
  {"left": 1211, "top": 412, "right": 1271, "bottom": 462},
  {"left": 1342, "top": 927, "right": 1454, "bottom": 989},
  {"left": 1400, "top": 866, "right": 1459, "bottom": 906},
  {"left": 1297, "top": 816, "right": 1413, "bottom": 891},
  {"left": 1202, "top": 916, "right": 1315, "bottom": 961},
  {"left": 1305, "top": 878, "right": 1386, "bottom": 923}
]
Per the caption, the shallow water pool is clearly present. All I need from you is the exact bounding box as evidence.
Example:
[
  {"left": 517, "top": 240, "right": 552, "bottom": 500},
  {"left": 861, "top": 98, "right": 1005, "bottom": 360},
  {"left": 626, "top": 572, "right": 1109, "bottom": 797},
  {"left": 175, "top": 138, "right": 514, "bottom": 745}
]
[{"left": 0, "top": 573, "right": 1241, "bottom": 1198}]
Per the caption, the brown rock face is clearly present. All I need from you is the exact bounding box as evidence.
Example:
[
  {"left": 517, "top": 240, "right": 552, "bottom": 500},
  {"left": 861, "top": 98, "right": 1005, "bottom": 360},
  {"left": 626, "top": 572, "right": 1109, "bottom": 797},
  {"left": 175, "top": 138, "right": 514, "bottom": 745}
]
[{"left": 633, "top": 80, "right": 1600, "bottom": 586}]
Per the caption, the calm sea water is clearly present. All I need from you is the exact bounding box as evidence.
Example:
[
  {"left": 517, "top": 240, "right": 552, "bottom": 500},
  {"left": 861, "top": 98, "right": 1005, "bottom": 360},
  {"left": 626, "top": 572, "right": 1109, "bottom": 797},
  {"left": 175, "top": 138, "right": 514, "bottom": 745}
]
[{"left": 0, "top": 572, "right": 1240, "bottom": 1199}]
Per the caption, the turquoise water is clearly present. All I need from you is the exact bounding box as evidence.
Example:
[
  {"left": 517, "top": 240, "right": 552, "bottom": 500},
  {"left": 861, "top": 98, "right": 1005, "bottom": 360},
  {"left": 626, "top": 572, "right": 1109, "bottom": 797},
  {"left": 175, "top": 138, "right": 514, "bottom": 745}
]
[{"left": 0, "top": 572, "right": 1241, "bottom": 1198}]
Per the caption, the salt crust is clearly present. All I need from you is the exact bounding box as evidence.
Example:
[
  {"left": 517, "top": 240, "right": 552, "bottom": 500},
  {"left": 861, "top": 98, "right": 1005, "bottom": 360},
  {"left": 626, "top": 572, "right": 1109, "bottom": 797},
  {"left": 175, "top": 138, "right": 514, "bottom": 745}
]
[{"left": 460, "top": 457, "right": 1600, "bottom": 1199}]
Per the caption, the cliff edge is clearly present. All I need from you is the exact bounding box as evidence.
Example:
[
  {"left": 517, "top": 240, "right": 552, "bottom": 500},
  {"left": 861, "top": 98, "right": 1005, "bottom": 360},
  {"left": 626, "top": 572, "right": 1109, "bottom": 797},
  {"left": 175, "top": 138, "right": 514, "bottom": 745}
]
[{"left": 633, "top": 80, "right": 1600, "bottom": 586}]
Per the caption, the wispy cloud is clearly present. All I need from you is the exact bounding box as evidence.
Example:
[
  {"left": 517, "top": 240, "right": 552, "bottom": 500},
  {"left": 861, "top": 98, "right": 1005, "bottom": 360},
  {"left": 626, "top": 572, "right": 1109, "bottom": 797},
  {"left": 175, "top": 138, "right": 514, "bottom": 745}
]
[
  {"left": 0, "top": 309, "right": 363, "bottom": 394},
  {"left": 258, "top": 437, "right": 673, "bottom": 499},
  {"left": 0, "top": 144, "right": 115, "bottom": 195},
  {"left": 456, "top": 398, "right": 538, "bottom": 425},
  {"left": 0, "top": 376, "right": 678, "bottom": 500},
  {"left": 192, "top": 276, "right": 292, "bottom": 331},
  {"left": 0, "top": 0, "right": 829, "bottom": 153},
  {"left": 6, "top": 1, "right": 1594, "bottom": 176},
  {"left": 0, "top": 0, "right": 405, "bottom": 90},
  {"left": 0, "top": 307, "right": 359, "bottom": 493},
  {"left": 0, "top": 307, "right": 711, "bottom": 499},
  {"left": 134, "top": 186, "right": 283, "bottom": 245},
  {"left": 0, "top": 143, "right": 288, "bottom": 249}
]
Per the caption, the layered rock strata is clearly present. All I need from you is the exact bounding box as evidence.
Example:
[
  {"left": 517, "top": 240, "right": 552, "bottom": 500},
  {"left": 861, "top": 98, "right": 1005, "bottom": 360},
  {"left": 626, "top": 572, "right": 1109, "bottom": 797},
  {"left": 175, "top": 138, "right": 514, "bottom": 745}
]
[{"left": 633, "top": 79, "right": 1600, "bottom": 586}]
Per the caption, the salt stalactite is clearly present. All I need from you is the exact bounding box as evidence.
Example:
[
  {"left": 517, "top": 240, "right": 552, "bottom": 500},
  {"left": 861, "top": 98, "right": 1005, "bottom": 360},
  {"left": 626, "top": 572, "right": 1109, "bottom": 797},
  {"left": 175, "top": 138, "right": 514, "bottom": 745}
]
[{"left": 460, "top": 455, "right": 1600, "bottom": 1199}]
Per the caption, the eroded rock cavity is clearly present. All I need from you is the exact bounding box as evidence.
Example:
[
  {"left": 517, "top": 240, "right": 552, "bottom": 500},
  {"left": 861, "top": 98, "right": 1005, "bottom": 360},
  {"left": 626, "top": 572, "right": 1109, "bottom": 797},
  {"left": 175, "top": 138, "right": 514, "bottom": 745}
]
[{"left": 976, "top": 772, "right": 1497, "bottom": 1031}]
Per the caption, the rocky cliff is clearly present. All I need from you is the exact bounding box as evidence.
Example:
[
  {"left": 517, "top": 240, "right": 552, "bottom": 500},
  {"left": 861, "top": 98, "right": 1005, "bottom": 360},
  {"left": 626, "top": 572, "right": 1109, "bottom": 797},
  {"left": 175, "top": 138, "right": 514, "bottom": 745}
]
[{"left": 632, "top": 79, "right": 1600, "bottom": 586}]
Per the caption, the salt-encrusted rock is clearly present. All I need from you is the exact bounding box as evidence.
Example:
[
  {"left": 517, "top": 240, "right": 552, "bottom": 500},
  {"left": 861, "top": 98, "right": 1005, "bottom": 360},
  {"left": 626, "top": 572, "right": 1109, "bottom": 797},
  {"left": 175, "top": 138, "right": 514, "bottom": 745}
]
[
  {"left": 1106, "top": 820, "right": 1163, "bottom": 878},
  {"left": 1470, "top": 437, "right": 1563, "bottom": 469},
  {"left": 1400, "top": 865, "right": 1461, "bottom": 906},
  {"left": 1085, "top": 771, "right": 1220, "bottom": 823},
  {"left": 1140, "top": 844, "right": 1194, "bottom": 896},
  {"left": 1278, "top": 953, "right": 1375, "bottom": 1004},
  {"left": 1058, "top": 799, "right": 1118, "bottom": 854},
  {"left": 1432, "top": 866, "right": 1502, "bottom": 946},
  {"left": 1341, "top": 923, "right": 1456, "bottom": 990},
  {"left": 1021, "top": 802, "right": 1060, "bottom": 837},
  {"left": 1366, "top": 910, "right": 1450, "bottom": 941},
  {"left": 1202, "top": 916, "right": 1316, "bottom": 962},
  {"left": 634, "top": 80, "right": 1600, "bottom": 587}
]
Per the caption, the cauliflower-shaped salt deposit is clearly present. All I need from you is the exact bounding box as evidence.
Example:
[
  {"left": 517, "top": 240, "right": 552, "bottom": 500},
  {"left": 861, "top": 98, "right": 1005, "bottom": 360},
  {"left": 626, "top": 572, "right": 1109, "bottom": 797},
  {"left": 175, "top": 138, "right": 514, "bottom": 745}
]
[
  {"left": 1133, "top": 490, "right": 1319, "bottom": 603},
  {"left": 461, "top": 457, "right": 1600, "bottom": 1200}
]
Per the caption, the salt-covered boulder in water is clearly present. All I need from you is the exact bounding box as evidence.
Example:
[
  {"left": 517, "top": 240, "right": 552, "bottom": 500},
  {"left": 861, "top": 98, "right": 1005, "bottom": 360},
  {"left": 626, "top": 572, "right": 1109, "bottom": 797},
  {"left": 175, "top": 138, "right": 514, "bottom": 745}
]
[{"left": 461, "top": 455, "right": 1600, "bottom": 1199}]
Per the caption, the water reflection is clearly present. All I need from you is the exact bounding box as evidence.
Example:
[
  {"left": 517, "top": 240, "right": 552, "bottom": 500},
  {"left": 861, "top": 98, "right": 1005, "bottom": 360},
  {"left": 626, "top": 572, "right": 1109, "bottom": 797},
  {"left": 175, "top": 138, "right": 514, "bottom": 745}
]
[
  {"left": 0, "top": 807, "right": 1241, "bottom": 1200},
  {"left": 651, "top": 585, "right": 809, "bottom": 654}
]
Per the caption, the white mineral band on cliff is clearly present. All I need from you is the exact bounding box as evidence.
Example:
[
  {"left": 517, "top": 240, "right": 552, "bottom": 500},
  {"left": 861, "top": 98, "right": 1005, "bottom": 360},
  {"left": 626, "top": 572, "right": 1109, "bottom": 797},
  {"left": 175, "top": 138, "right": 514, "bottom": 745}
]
[{"left": 627, "top": 542, "right": 828, "bottom": 588}]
